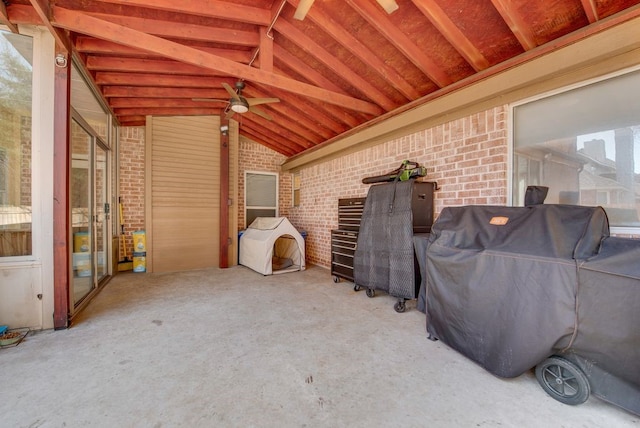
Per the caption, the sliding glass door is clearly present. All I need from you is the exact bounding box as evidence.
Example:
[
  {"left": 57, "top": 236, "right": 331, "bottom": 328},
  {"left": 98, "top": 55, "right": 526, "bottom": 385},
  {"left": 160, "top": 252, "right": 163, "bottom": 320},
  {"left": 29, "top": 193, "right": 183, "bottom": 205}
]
[{"left": 71, "top": 111, "right": 111, "bottom": 308}]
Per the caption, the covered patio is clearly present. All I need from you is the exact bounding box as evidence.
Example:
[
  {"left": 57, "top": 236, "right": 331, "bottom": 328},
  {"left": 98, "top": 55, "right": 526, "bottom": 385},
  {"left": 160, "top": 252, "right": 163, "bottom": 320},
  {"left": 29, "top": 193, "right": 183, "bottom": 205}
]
[{"left": 0, "top": 265, "right": 637, "bottom": 426}]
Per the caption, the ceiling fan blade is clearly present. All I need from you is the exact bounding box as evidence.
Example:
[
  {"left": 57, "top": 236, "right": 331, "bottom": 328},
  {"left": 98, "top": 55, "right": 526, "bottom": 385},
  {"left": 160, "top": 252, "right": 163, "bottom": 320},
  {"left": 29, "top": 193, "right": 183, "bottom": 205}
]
[
  {"left": 377, "top": 0, "right": 399, "bottom": 14},
  {"left": 249, "top": 106, "right": 273, "bottom": 121},
  {"left": 222, "top": 82, "right": 241, "bottom": 101},
  {"left": 225, "top": 109, "right": 236, "bottom": 120},
  {"left": 294, "top": 0, "right": 315, "bottom": 20},
  {"left": 247, "top": 97, "right": 280, "bottom": 107}
]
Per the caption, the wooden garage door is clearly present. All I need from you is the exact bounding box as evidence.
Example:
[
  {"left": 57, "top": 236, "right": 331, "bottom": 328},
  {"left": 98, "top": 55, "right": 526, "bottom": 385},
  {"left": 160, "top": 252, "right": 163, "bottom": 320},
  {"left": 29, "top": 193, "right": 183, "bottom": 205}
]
[{"left": 146, "top": 116, "right": 220, "bottom": 272}]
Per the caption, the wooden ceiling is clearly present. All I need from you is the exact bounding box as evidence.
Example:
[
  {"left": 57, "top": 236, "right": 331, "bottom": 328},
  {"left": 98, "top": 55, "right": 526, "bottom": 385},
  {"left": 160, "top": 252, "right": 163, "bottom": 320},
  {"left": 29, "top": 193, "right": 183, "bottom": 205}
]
[{"left": 3, "top": 0, "right": 640, "bottom": 156}]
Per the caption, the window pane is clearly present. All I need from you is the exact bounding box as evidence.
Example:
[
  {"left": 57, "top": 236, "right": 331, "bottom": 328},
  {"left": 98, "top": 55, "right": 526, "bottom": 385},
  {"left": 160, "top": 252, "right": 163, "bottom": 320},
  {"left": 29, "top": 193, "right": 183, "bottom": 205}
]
[
  {"left": 246, "top": 173, "right": 276, "bottom": 206},
  {"left": 246, "top": 209, "right": 276, "bottom": 227},
  {"left": 245, "top": 172, "right": 278, "bottom": 228},
  {"left": 514, "top": 71, "right": 640, "bottom": 147},
  {"left": 513, "top": 70, "right": 640, "bottom": 228},
  {"left": 71, "top": 64, "right": 108, "bottom": 141},
  {"left": 292, "top": 173, "right": 300, "bottom": 207},
  {"left": 71, "top": 119, "right": 93, "bottom": 304},
  {"left": 0, "top": 31, "right": 32, "bottom": 257}
]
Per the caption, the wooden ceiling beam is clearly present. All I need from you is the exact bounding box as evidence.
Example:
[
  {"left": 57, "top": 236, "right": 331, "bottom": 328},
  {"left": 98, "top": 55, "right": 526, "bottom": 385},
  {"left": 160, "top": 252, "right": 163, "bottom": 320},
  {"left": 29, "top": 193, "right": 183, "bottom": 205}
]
[
  {"left": 580, "top": 0, "right": 599, "bottom": 23},
  {"left": 52, "top": 7, "right": 382, "bottom": 115},
  {"left": 1, "top": 2, "right": 20, "bottom": 33},
  {"left": 288, "top": 0, "right": 420, "bottom": 101},
  {"left": 117, "top": 116, "right": 146, "bottom": 126},
  {"left": 119, "top": 122, "right": 146, "bottom": 126},
  {"left": 110, "top": 98, "right": 227, "bottom": 108},
  {"left": 94, "top": 72, "right": 224, "bottom": 87},
  {"left": 245, "top": 85, "right": 345, "bottom": 139},
  {"left": 239, "top": 113, "right": 316, "bottom": 150},
  {"left": 245, "top": 137, "right": 296, "bottom": 157},
  {"left": 274, "top": 84, "right": 362, "bottom": 131},
  {"left": 75, "top": 37, "right": 254, "bottom": 63},
  {"left": 84, "top": 12, "right": 259, "bottom": 47},
  {"left": 103, "top": 86, "right": 229, "bottom": 99},
  {"left": 259, "top": 27, "right": 274, "bottom": 72},
  {"left": 240, "top": 123, "right": 303, "bottom": 155},
  {"left": 28, "top": 0, "right": 72, "bottom": 52},
  {"left": 266, "top": 69, "right": 364, "bottom": 130},
  {"left": 243, "top": 87, "right": 334, "bottom": 141},
  {"left": 86, "top": 56, "right": 224, "bottom": 76},
  {"left": 114, "top": 107, "right": 222, "bottom": 116},
  {"left": 92, "top": 0, "right": 271, "bottom": 26},
  {"left": 273, "top": 44, "right": 345, "bottom": 95},
  {"left": 273, "top": 46, "right": 363, "bottom": 128},
  {"left": 410, "top": 0, "right": 490, "bottom": 72},
  {"left": 76, "top": 37, "right": 155, "bottom": 56},
  {"left": 273, "top": 19, "right": 394, "bottom": 111},
  {"left": 241, "top": 130, "right": 297, "bottom": 157},
  {"left": 5, "top": 4, "right": 42, "bottom": 25},
  {"left": 346, "top": 0, "right": 452, "bottom": 87},
  {"left": 490, "top": 0, "right": 537, "bottom": 51}
]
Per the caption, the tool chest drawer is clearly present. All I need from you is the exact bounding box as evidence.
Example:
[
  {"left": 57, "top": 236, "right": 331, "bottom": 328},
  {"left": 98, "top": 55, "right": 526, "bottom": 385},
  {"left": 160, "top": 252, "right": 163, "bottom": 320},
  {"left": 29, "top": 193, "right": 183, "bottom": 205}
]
[
  {"left": 331, "top": 197, "right": 365, "bottom": 283},
  {"left": 337, "top": 198, "right": 366, "bottom": 231},
  {"left": 331, "top": 229, "right": 358, "bottom": 282}
]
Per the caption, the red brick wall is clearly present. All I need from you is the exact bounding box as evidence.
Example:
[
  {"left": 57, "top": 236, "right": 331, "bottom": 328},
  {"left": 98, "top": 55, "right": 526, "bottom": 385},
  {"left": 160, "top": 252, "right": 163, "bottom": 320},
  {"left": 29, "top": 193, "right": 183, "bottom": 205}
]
[
  {"left": 118, "top": 108, "right": 509, "bottom": 268},
  {"left": 118, "top": 126, "right": 146, "bottom": 260},
  {"left": 119, "top": 107, "right": 638, "bottom": 271},
  {"left": 287, "top": 106, "right": 509, "bottom": 267}
]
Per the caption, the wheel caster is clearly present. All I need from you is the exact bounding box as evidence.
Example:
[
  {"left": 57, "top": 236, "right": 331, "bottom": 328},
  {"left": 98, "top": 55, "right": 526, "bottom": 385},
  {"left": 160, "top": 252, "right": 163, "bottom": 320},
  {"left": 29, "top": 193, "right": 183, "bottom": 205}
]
[
  {"left": 353, "top": 284, "right": 361, "bottom": 291},
  {"left": 427, "top": 334, "right": 438, "bottom": 342},
  {"left": 332, "top": 275, "right": 340, "bottom": 283},
  {"left": 394, "top": 300, "right": 406, "bottom": 313},
  {"left": 365, "top": 288, "right": 375, "bottom": 298},
  {"left": 535, "top": 357, "right": 590, "bottom": 406}
]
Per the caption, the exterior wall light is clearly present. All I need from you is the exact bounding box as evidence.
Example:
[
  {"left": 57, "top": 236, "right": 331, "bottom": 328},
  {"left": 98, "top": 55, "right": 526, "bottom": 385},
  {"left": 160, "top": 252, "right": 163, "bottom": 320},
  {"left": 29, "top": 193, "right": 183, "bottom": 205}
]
[{"left": 55, "top": 54, "right": 68, "bottom": 68}]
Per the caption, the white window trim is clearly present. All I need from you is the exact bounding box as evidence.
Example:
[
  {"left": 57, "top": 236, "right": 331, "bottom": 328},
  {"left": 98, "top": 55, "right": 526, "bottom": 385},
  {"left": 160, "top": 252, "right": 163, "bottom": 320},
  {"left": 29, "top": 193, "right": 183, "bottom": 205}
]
[
  {"left": 0, "top": 27, "right": 55, "bottom": 265},
  {"left": 292, "top": 171, "right": 300, "bottom": 208},
  {"left": 244, "top": 170, "right": 279, "bottom": 228}
]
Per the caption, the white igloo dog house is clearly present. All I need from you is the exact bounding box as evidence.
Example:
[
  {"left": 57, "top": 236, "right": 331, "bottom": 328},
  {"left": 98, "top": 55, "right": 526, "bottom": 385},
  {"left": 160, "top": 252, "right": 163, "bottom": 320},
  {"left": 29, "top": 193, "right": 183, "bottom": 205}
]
[{"left": 239, "top": 217, "right": 306, "bottom": 275}]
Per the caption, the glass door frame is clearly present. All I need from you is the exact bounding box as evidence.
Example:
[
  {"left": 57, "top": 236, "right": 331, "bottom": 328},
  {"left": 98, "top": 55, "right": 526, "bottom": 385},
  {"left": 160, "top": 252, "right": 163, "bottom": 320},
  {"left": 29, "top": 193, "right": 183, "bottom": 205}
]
[{"left": 69, "top": 108, "right": 112, "bottom": 315}]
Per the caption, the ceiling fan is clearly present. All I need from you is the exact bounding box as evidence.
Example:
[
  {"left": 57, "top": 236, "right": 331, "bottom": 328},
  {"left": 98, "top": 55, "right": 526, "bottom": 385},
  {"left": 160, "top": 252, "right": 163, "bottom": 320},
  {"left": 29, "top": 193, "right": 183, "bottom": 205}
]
[
  {"left": 194, "top": 81, "right": 280, "bottom": 121},
  {"left": 294, "top": 0, "right": 399, "bottom": 20}
]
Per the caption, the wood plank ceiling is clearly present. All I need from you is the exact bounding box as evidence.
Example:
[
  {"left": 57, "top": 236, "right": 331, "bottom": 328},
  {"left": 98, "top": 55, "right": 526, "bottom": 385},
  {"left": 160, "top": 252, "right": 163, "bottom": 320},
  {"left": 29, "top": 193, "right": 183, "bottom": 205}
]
[{"left": 3, "top": 0, "right": 640, "bottom": 156}]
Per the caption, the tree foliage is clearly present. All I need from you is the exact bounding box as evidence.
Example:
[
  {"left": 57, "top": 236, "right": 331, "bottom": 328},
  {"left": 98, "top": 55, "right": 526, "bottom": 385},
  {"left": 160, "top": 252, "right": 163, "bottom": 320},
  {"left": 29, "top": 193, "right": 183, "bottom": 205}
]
[{"left": 0, "top": 33, "right": 32, "bottom": 114}]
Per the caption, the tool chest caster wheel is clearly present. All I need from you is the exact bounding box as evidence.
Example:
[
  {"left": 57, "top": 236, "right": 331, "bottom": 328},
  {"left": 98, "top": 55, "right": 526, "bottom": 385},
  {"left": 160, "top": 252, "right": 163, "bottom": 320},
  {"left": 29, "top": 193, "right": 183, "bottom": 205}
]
[
  {"left": 394, "top": 300, "right": 406, "bottom": 313},
  {"left": 366, "top": 288, "right": 375, "bottom": 298}
]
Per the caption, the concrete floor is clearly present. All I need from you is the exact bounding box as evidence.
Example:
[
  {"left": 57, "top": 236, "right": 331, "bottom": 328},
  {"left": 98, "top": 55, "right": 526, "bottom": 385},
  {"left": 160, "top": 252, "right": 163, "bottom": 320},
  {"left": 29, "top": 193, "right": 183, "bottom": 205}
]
[{"left": 1, "top": 265, "right": 638, "bottom": 427}]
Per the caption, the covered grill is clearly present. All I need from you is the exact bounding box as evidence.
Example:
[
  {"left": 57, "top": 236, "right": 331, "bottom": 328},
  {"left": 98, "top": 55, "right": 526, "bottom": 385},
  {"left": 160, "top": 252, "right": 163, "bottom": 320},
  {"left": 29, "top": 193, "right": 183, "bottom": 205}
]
[{"left": 424, "top": 204, "right": 640, "bottom": 415}]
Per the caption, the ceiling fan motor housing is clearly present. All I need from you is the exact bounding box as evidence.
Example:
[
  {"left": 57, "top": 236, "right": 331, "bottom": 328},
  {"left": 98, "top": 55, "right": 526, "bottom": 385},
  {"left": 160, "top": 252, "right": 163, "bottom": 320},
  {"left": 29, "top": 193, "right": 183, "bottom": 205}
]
[{"left": 230, "top": 96, "right": 249, "bottom": 113}]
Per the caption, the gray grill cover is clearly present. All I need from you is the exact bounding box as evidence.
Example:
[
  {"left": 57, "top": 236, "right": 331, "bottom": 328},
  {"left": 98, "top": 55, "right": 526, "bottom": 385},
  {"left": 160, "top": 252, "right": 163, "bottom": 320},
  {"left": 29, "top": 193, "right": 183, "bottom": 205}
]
[
  {"left": 426, "top": 204, "right": 609, "bottom": 378},
  {"left": 573, "top": 237, "right": 640, "bottom": 398},
  {"left": 354, "top": 181, "right": 416, "bottom": 299}
]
